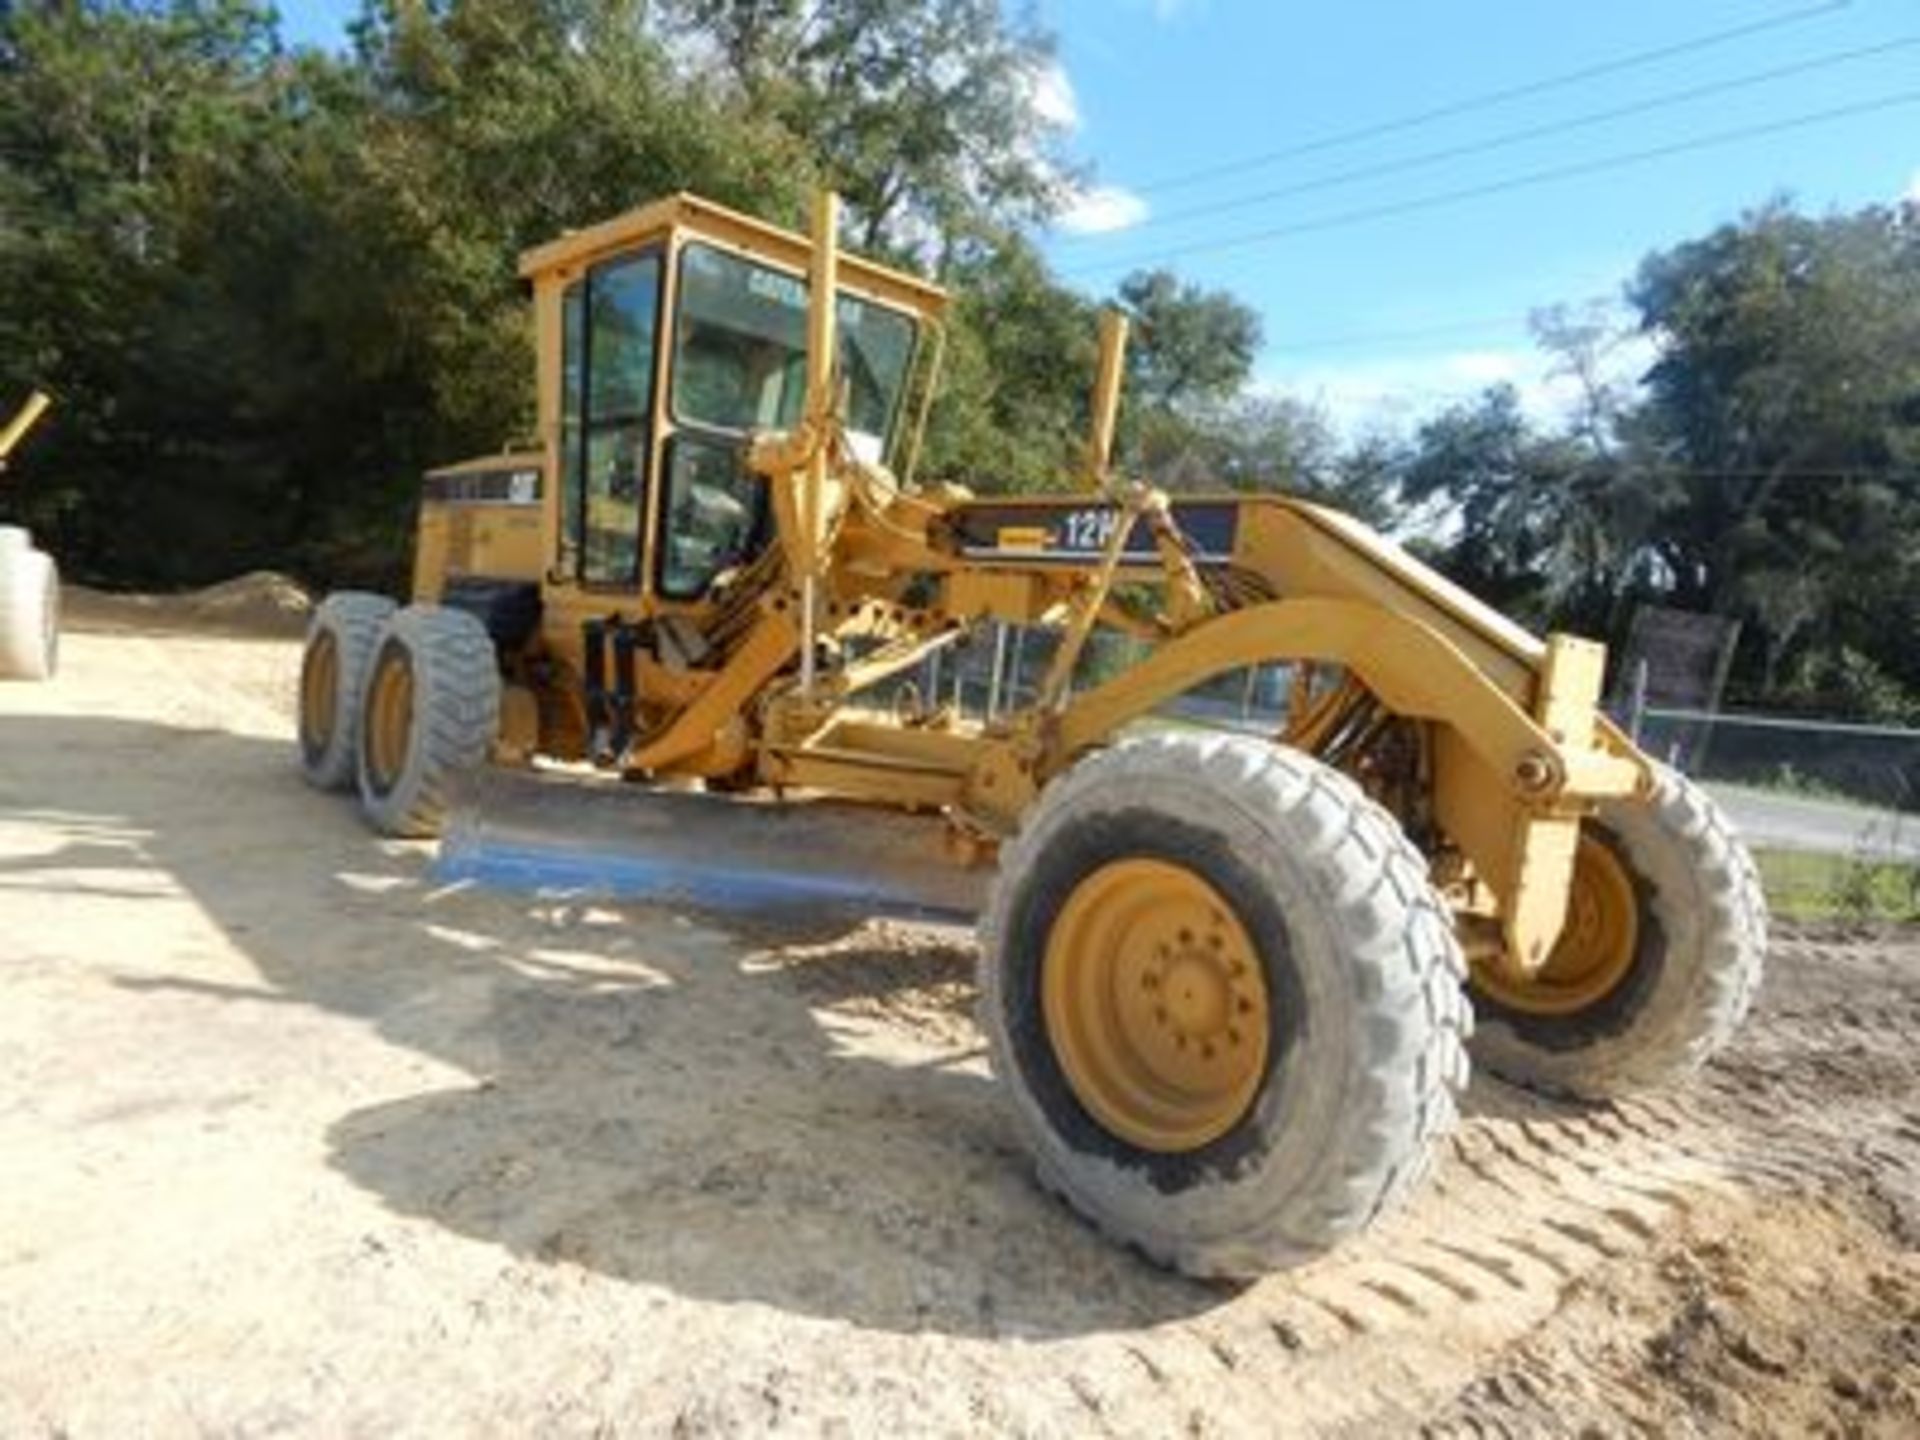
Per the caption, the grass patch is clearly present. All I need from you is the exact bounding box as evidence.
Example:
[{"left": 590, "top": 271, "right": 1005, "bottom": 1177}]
[{"left": 1752, "top": 847, "right": 1920, "bottom": 923}]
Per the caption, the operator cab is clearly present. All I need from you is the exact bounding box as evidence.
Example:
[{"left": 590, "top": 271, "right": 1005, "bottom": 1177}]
[{"left": 516, "top": 193, "right": 948, "bottom": 612}]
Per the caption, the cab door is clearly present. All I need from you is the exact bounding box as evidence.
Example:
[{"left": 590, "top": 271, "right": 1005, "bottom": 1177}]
[
  {"left": 650, "top": 240, "right": 799, "bottom": 606},
  {"left": 555, "top": 247, "right": 665, "bottom": 594}
]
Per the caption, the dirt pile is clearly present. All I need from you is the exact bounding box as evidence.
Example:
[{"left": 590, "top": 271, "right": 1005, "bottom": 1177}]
[{"left": 63, "top": 568, "right": 312, "bottom": 637}]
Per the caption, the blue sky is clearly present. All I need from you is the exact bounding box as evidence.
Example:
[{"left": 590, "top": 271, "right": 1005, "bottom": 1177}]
[{"left": 277, "top": 0, "right": 1919, "bottom": 430}]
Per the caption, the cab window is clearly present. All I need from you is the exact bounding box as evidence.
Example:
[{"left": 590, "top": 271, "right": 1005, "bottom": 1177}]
[
  {"left": 558, "top": 249, "right": 662, "bottom": 587},
  {"left": 659, "top": 242, "right": 916, "bottom": 599}
]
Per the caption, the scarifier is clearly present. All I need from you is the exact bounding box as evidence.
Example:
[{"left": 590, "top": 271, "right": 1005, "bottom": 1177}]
[
  {"left": 298, "top": 192, "right": 1766, "bottom": 1277},
  {"left": 0, "top": 390, "right": 59, "bottom": 681}
]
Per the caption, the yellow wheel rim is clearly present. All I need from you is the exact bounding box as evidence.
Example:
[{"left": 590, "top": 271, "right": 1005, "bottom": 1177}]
[
  {"left": 363, "top": 646, "right": 414, "bottom": 794},
  {"left": 300, "top": 631, "right": 339, "bottom": 754},
  {"left": 1476, "top": 834, "right": 1640, "bottom": 1016},
  {"left": 1042, "top": 858, "right": 1271, "bottom": 1153}
]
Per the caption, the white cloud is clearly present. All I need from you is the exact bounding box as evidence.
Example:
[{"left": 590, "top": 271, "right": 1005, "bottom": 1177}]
[
  {"left": 1443, "top": 350, "right": 1526, "bottom": 386},
  {"left": 1056, "top": 184, "right": 1151, "bottom": 235},
  {"left": 1029, "top": 60, "right": 1081, "bottom": 132},
  {"left": 1260, "top": 335, "right": 1657, "bottom": 437},
  {"left": 1904, "top": 169, "right": 1920, "bottom": 206}
]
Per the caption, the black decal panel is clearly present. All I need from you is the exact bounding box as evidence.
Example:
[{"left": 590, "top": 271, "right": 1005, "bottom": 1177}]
[
  {"left": 949, "top": 500, "right": 1239, "bottom": 565},
  {"left": 423, "top": 465, "right": 543, "bottom": 506}
]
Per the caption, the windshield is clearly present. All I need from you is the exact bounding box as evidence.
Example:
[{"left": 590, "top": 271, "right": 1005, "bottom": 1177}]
[{"left": 671, "top": 242, "right": 917, "bottom": 462}]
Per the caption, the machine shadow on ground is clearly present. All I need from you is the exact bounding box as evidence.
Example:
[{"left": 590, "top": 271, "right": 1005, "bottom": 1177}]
[
  {"left": 0, "top": 713, "right": 1609, "bottom": 1341},
  {"left": 0, "top": 714, "right": 1226, "bottom": 1337}
]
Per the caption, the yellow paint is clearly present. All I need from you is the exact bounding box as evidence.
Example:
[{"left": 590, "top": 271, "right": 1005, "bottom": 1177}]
[
  {"left": 393, "top": 185, "right": 1683, "bottom": 997},
  {"left": 1043, "top": 858, "right": 1270, "bottom": 1152},
  {"left": 1084, "top": 310, "right": 1128, "bottom": 489},
  {"left": 299, "top": 627, "right": 338, "bottom": 754},
  {"left": 363, "top": 644, "right": 414, "bottom": 795},
  {"left": 1474, "top": 834, "right": 1640, "bottom": 1013},
  {"left": 0, "top": 390, "right": 51, "bottom": 465},
  {"left": 995, "top": 526, "right": 1053, "bottom": 550}
]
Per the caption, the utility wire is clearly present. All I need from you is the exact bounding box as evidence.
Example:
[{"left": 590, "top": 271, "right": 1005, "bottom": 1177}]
[
  {"left": 1131, "top": 0, "right": 1852, "bottom": 195},
  {"left": 1065, "top": 89, "right": 1920, "bottom": 279},
  {"left": 1061, "top": 35, "right": 1918, "bottom": 243},
  {"left": 1647, "top": 468, "right": 1920, "bottom": 481},
  {"left": 1267, "top": 302, "right": 1618, "bottom": 353}
]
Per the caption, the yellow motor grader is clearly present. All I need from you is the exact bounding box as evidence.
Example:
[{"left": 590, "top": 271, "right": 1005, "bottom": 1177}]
[{"left": 297, "top": 193, "right": 1765, "bottom": 1277}]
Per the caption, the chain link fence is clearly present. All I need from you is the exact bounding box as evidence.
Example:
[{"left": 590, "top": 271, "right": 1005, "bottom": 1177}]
[
  {"left": 900, "top": 620, "right": 1920, "bottom": 853},
  {"left": 1631, "top": 706, "right": 1920, "bottom": 888},
  {"left": 907, "top": 625, "right": 1286, "bottom": 732}
]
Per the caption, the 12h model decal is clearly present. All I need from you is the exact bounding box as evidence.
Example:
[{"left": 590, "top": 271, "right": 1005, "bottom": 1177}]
[
  {"left": 961, "top": 499, "right": 1240, "bottom": 565},
  {"left": 1060, "top": 507, "right": 1122, "bottom": 552}
]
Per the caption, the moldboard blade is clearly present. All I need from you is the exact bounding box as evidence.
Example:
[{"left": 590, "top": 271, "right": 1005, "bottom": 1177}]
[{"left": 435, "top": 766, "right": 990, "bottom": 923}]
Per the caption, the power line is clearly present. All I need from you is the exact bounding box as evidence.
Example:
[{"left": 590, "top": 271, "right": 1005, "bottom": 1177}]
[
  {"left": 1651, "top": 468, "right": 1920, "bottom": 481},
  {"left": 1061, "top": 35, "right": 1918, "bottom": 244},
  {"left": 1270, "top": 314, "right": 1546, "bottom": 352},
  {"left": 1259, "top": 299, "right": 1635, "bottom": 353},
  {"left": 1131, "top": 0, "right": 1852, "bottom": 195},
  {"left": 1065, "top": 89, "right": 1920, "bottom": 280}
]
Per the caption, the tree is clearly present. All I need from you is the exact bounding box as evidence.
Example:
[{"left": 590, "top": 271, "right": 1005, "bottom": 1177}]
[
  {"left": 923, "top": 233, "right": 1096, "bottom": 492},
  {"left": 0, "top": 0, "right": 813, "bottom": 585},
  {"left": 1116, "top": 268, "right": 1261, "bottom": 413},
  {"left": 1395, "top": 382, "right": 1664, "bottom": 636},
  {"left": 0, "top": 0, "right": 327, "bottom": 581},
  {"left": 1100, "top": 267, "right": 1263, "bottom": 492},
  {"left": 1393, "top": 200, "right": 1920, "bottom": 717},
  {"left": 1628, "top": 200, "right": 1920, "bottom": 701},
  {"left": 0, "top": 1, "right": 1336, "bottom": 611},
  {"left": 659, "top": 0, "right": 1071, "bottom": 258}
]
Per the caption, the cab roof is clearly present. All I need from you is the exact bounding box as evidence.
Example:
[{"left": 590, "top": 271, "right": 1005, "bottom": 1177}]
[{"left": 517, "top": 192, "right": 949, "bottom": 321}]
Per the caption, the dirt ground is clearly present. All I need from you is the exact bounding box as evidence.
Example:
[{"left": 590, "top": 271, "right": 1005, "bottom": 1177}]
[{"left": 2, "top": 596, "right": 1917, "bottom": 1437}]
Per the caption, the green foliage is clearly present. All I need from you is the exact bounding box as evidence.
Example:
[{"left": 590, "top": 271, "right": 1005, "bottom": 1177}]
[
  {"left": 330, "top": 0, "right": 814, "bottom": 575},
  {"left": 1116, "top": 268, "right": 1260, "bottom": 413},
  {"left": 922, "top": 234, "right": 1096, "bottom": 493},
  {"left": 1397, "top": 202, "right": 1920, "bottom": 719},
  {"left": 658, "top": 0, "right": 1070, "bottom": 257},
  {"left": 1398, "top": 383, "right": 1653, "bottom": 633},
  {"left": 1631, "top": 201, "right": 1920, "bottom": 701},
  {"left": 1110, "top": 269, "right": 1335, "bottom": 506},
  {"left": 0, "top": 0, "right": 1108, "bottom": 583},
  {"left": 3, "top": 2, "right": 1916, "bottom": 737},
  {"left": 1753, "top": 846, "right": 1920, "bottom": 924},
  {"left": 1806, "top": 648, "right": 1920, "bottom": 726},
  {"left": 2, "top": 0, "right": 326, "bottom": 581},
  {"left": 0, "top": 0, "right": 802, "bottom": 585}
]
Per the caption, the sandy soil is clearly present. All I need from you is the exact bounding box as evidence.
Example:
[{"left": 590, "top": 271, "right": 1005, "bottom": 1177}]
[
  {"left": 61, "top": 570, "right": 314, "bottom": 639},
  {"left": 1, "top": 602, "right": 1916, "bottom": 1437}
]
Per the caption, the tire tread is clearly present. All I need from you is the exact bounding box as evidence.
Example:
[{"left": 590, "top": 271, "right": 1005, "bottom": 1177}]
[
  {"left": 980, "top": 732, "right": 1470, "bottom": 1279},
  {"left": 355, "top": 605, "right": 500, "bottom": 838}
]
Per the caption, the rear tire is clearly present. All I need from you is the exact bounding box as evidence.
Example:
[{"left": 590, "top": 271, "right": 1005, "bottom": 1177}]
[
  {"left": 0, "top": 545, "right": 59, "bottom": 681},
  {"left": 979, "top": 733, "right": 1471, "bottom": 1280},
  {"left": 298, "top": 592, "right": 396, "bottom": 790},
  {"left": 1468, "top": 764, "right": 1766, "bottom": 1098},
  {"left": 355, "top": 605, "right": 500, "bottom": 838}
]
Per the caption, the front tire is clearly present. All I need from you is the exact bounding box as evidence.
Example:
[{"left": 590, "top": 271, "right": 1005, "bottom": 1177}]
[
  {"left": 979, "top": 733, "right": 1470, "bottom": 1279},
  {"left": 1468, "top": 764, "right": 1766, "bottom": 1098},
  {"left": 355, "top": 605, "right": 500, "bottom": 838},
  {"left": 298, "top": 591, "right": 396, "bottom": 790}
]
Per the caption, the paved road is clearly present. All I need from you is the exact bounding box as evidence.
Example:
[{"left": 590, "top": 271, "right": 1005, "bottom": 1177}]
[{"left": 1708, "top": 783, "right": 1920, "bottom": 861}]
